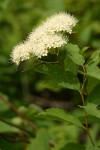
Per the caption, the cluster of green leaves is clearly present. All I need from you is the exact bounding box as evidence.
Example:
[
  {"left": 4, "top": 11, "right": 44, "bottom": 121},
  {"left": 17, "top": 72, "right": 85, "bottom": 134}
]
[
  {"left": 28, "top": 43, "right": 100, "bottom": 149},
  {"left": 0, "top": 0, "right": 100, "bottom": 150},
  {"left": 0, "top": 43, "right": 100, "bottom": 150}
]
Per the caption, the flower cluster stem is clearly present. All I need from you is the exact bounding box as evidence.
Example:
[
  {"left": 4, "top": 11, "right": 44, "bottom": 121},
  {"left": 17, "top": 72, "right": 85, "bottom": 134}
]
[
  {"left": 79, "top": 91, "right": 95, "bottom": 146},
  {"left": 79, "top": 66, "right": 95, "bottom": 146}
]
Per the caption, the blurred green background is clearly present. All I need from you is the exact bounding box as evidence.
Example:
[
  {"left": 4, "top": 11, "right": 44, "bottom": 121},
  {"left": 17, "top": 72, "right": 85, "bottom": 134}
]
[
  {"left": 0, "top": 0, "right": 100, "bottom": 104},
  {"left": 0, "top": 0, "right": 100, "bottom": 149}
]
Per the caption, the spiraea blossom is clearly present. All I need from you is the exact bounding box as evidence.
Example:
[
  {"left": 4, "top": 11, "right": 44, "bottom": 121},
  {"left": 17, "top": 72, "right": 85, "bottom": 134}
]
[
  {"left": 29, "top": 34, "right": 67, "bottom": 58},
  {"left": 40, "top": 12, "right": 78, "bottom": 34},
  {"left": 11, "top": 12, "right": 78, "bottom": 65},
  {"left": 11, "top": 42, "right": 33, "bottom": 65}
]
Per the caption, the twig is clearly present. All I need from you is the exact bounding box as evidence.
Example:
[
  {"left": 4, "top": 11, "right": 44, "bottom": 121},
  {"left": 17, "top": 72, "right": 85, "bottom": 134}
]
[
  {"left": 0, "top": 95, "right": 37, "bottom": 130},
  {"left": 0, "top": 133, "right": 29, "bottom": 143},
  {"left": 79, "top": 91, "right": 95, "bottom": 146},
  {"left": 0, "top": 118, "right": 33, "bottom": 136},
  {"left": 40, "top": 60, "right": 64, "bottom": 68}
]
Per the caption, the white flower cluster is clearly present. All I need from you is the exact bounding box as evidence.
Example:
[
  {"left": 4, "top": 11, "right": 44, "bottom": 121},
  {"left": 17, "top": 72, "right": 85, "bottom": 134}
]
[{"left": 11, "top": 12, "right": 78, "bottom": 65}]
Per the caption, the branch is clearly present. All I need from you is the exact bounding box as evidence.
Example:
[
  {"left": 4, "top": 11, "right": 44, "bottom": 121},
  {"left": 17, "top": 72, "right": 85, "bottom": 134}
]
[
  {"left": 0, "top": 94, "right": 37, "bottom": 130},
  {"left": 79, "top": 65, "right": 95, "bottom": 146},
  {"left": 0, "top": 133, "right": 29, "bottom": 143},
  {"left": 0, "top": 118, "right": 33, "bottom": 136}
]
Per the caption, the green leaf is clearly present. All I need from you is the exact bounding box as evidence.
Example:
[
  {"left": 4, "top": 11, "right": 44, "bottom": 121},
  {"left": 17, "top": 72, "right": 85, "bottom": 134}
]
[
  {"left": 85, "top": 103, "right": 100, "bottom": 119},
  {"left": 60, "top": 143, "right": 85, "bottom": 150},
  {"left": 86, "top": 84, "right": 100, "bottom": 105},
  {"left": 39, "top": 108, "right": 84, "bottom": 128},
  {"left": 35, "top": 78, "right": 61, "bottom": 92},
  {"left": 86, "top": 78, "right": 100, "bottom": 94},
  {"left": 27, "top": 129, "right": 50, "bottom": 150},
  {"left": 64, "top": 56, "right": 79, "bottom": 75},
  {"left": 85, "top": 145, "right": 100, "bottom": 150},
  {"left": 86, "top": 64, "right": 100, "bottom": 80},
  {"left": 81, "top": 47, "right": 89, "bottom": 54},
  {"left": 88, "top": 50, "right": 100, "bottom": 66},
  {"left": 65, "top": 44, "right": 85, "bottom": 65},
  {"left": 34, "top": 64, "right": 80, "bottom": 91}
]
